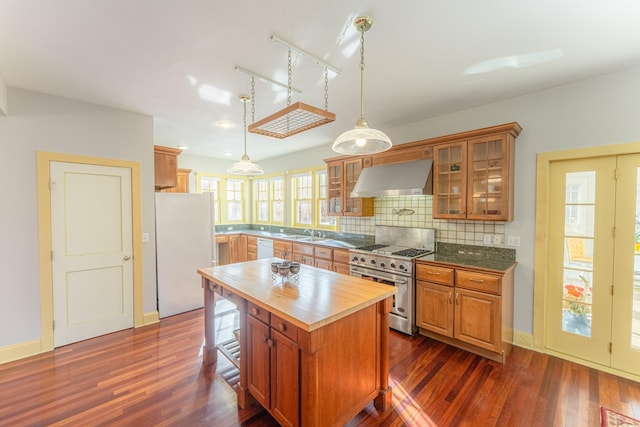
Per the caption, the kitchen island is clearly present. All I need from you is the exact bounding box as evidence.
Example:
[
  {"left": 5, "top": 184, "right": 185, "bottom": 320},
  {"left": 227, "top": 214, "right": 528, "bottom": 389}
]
[{"left": 198, "top": 258, "right": 396, "bottom": 427}]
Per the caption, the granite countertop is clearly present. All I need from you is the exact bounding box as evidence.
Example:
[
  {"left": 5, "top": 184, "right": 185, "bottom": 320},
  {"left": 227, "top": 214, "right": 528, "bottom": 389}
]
[
  {"left": 418, "top": 243, "right": 517, "bottom": 273},
  {"left": 217, "top": 229, "right": 359, "bottom": 249}
]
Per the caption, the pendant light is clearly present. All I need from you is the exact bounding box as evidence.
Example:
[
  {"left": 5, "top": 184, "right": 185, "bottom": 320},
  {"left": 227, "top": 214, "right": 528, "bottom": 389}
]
[
  {"left": 227, "top": 95, "right": 264, "bottom": 175},
  {"left": 332, "top": 16, "right": 392, "bottom": 155}
]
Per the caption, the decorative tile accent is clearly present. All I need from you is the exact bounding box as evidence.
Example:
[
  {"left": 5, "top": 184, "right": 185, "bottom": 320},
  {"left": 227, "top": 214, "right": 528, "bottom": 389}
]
[{"left": 339, "top": 195, "right": 508, "bottom": 248}]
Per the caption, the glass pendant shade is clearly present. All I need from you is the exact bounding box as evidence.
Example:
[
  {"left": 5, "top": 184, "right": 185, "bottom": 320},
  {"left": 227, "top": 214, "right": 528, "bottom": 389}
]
[
  {"left": 332, "top": 16, "right": 392, "bottom": 156},
  {"left": 227, "top": 95, "right": 264, "bottom": 176},
  {"left": 332, "top": 117, "right": 392, "bottom": 155},
  {"left": 227, "top": 154, "right": 264, "bottom": 175}
]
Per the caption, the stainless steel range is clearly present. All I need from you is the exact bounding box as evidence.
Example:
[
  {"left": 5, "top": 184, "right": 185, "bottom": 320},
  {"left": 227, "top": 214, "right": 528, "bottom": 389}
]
[{"left": 349, "top": 226, "right": 435, "bottom": 335}]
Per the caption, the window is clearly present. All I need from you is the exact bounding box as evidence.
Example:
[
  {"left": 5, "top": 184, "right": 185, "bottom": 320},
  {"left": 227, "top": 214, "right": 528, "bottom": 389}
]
[
  {"left": 254, "top": 178, "right": 269, "bottom": 223},
  {"left": 317, "top": 170, "right": 336, "bottom": 227},
  {"left": 291, "top": 168, "right": 337, "bottom": 230},
  {"left": 271, "top": 176, "right": 285, "bottom": 224},
  {"left": 252, "top": 174, "right": 285, "bottom": 225},
  {"left": 198, "top": 175, "right": 220, "bottom": 224},
  {"left": 226, "top": 179, "right": 244, "bottom": 222},
  {"left": 196, "top": 173, "right": 247, "bottom": 224}
]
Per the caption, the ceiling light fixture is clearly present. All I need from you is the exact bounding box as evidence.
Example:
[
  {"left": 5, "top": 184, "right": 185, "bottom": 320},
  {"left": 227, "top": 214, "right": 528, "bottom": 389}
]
[
  {"left": 227, "top": 95, "right": 264, "bottom": 176},
  {"left": 332, "top": 16, "right": 392, "bottom": 155}
]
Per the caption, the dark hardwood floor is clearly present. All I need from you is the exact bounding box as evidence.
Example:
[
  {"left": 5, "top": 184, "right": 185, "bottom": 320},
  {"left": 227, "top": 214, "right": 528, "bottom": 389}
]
[{"left": 1, "top": 305, "right": 639, "bottom": 427}]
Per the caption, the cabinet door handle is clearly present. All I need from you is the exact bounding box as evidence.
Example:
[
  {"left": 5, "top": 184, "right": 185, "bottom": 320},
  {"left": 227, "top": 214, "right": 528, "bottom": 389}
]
[
  {"left": 427, "top": 271, "right": 440, "bottom": 275},
  {"left": 455, "top": 292, "right": 460, "bottom": 305},
  {"left": 262, "top": 335, "right": 268, "bottom": 343},
  {"left": 470, "top": 278, "right": 485, "bottom": 283},
  {"left": 448, "top": 291, "right": 452, "bottom": 304},
  {"left": 251, "top": 307, "right": 259, "bottom": 316},
  {"left": 267, "top": 339, "right": 274, "bottom": 348},
  {"left": 278, "top": 323, "right": 287, "bottom": 332}
]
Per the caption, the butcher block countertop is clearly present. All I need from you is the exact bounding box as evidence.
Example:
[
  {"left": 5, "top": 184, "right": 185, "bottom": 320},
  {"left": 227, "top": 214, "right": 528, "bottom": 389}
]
[{"left": 197, "top": 257, "right": 396, "bottom": 332}]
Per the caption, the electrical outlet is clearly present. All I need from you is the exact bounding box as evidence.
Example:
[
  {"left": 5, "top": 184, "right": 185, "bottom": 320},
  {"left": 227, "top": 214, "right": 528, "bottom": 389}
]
[
  {"left": 507, "top": 235, "right": 521, "bottom": 247},
  {"left": 227, "top": 226, "right": 233, "bottom": 231},
  {"left": 493, "top": 234, "right": 503, "bottom": 245},
  {"left": 142, "top": 233, "right": 149, "bottom": 243},
  {"left": 483, "top": 234, "right": 492, "bottom": 245},
  {"left": 260, "top": 226, "right": 264, "bottom": 231}
]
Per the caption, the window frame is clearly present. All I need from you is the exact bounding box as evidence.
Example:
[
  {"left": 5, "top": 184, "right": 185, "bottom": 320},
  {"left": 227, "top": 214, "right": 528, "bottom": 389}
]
[
  {"left": 196, "top": 172, "right": 248, "bottom": 225},
  {"left": 290, "top": 167, "right": 338, "bottom": 231}
]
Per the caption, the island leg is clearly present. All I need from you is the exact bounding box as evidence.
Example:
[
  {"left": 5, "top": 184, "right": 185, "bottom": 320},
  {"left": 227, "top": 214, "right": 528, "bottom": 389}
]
[
  {"left": 374, "top": 297, "right": 393, "bottom": 411},
  {"left": 202, "top": 277, "right": 217, "bottom": 366}
]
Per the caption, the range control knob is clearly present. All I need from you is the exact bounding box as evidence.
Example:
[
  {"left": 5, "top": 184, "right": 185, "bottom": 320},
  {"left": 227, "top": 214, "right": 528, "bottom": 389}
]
[
  {"left": 370, "top": 259, "right": 376, "bottom": 265},
  {"left": 380, "top": 262, "right": 386, "bottom": 268},
  {"left": 352, "top": 256, "right": 359, "bottom": 262},
  {"left": 360, "top": 257, "right": 365, "bottom": 263},
  {"left": 390, "top": 263, "right": 396, "bottom": 268},
  {"left": 399, "top": 265, "right": 406, "bottom": 271}
]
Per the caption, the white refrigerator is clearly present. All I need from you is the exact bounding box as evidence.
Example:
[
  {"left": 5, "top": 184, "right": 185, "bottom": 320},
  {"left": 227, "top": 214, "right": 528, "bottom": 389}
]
[{"left": 155, "top": 193, "right": 216, "bottom": 318}]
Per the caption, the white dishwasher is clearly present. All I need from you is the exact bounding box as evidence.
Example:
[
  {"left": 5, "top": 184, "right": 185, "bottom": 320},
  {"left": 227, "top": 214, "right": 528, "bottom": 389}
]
[{"left": 257, "top": 238, "right": 274, "bottom": 259}]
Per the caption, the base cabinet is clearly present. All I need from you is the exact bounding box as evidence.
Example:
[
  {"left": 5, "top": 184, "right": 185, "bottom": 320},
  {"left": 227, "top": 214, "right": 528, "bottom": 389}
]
[
  {"left": 416, "top": 261, "right": 514, "bottom": 363},
  {"left": 247, "top": 236, "right": 257, "bottom": 261},
  {"left": 216, "top": 234, "right": 247, "bottom": 265},
  {"left": 247, "top": 307, "right": 299, "bottom": 427}
]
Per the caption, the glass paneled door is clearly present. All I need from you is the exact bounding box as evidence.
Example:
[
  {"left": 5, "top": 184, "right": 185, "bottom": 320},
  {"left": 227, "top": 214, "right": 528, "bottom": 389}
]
[{"left": 546, "top": 155, "right": 640, "bottom": 376}]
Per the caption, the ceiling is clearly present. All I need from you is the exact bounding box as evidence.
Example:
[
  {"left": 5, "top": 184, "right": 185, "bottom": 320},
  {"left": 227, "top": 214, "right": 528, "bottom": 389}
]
[{"left": 1, "top": 1, "right": 640, "bottom": 162}]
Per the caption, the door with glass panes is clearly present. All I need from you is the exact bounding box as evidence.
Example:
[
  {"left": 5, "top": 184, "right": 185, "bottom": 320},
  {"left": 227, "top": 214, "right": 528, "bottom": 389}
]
[{"left": 546, "top": 155, "right": 640, "bottom": 376}]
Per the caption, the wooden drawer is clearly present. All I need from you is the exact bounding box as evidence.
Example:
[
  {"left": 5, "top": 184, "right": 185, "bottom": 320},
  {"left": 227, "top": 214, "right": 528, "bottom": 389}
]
[
  {"left": 456, "top": 270, "right": 501, "bottom": 295},
  {"left": 246, "top": 235, "right": 257, "bottom": 245},
  {"left": 314, "top": 246, "right": 333, "bottom": 260},
  {"left": 222, "top": 287, "right": 240, "bottom": 304},
  {"left": 314, "top": 258, "right": 332, "bottom": 271},
  {"left": 292, "top": 242, "right": 314, "bottom": 257},
  {"left": 271, "top": 313, "right": 297, "bottom": 343},
  {"left": 248, "top": 302, "right": 270, "bottom": 324},
  {"left": 247, "top": 243, "right": 257, "bottom": 253},
  {"left": 416, "top": 263, "right": 454, "bottom": 285},
  {"left": 333, "top": 249, "right": 350, "bottom": 264},
  {"left": 216, "top": 234, "right": 229, "bottom": 243},
  {"left": 273, "top": 240, "right": 293, "bottom": 259}
]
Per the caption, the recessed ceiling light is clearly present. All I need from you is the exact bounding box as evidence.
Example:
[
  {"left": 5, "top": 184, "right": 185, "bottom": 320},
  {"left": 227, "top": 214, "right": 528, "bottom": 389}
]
[
  {"left": 224, "top": 151, "right": 233, "bottom": 157},
  {"left": 178, "top": 145, "right": 189, "bottom": 150}
]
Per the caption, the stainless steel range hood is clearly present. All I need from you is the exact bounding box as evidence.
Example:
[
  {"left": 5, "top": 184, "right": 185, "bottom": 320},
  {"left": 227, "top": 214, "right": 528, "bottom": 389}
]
[{"left": 350, "top": 159, "right": 433, "bottom": 197}]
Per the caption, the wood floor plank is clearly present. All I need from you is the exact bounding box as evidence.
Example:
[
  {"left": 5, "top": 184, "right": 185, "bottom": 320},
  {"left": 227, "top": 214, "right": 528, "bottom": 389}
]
[{"left": 0, "top": 307, "right": 639, "bottom": 427}]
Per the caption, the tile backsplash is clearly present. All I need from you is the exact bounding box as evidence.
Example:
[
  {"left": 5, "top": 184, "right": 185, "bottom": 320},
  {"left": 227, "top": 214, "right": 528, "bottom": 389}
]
[{"left": 339, "top": 195, "right": 507, "bottom": 248}]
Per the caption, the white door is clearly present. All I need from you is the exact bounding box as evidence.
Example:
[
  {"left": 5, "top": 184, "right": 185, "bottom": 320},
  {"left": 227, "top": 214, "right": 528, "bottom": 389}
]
[{"left": 50, "top": 161, "right": 134, "bottom": 347}]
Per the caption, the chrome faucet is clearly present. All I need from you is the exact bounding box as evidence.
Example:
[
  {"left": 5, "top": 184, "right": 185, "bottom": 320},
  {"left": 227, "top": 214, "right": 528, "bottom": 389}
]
[{"left": 303, "top": 228, "right": 313, "bottom": 237}]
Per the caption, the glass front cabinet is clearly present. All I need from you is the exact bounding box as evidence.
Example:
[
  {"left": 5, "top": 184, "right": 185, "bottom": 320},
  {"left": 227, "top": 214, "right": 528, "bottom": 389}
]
[
  {"left": 326, "top": 159, "right": 374, "bottom": 216},
  {"left": 434, "top": 128, "right": 518, "bottom": 221}
]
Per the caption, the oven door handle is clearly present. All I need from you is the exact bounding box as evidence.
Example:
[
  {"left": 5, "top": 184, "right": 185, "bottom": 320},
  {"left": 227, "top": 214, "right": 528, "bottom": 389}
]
[{"left": 351, "top": 268, "right": 408, "bottom": 285}]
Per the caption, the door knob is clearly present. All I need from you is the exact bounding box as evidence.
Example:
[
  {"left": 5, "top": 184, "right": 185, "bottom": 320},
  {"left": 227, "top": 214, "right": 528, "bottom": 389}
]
[{"left": 123, "top": 255, "right": 131, "bottom": 261}]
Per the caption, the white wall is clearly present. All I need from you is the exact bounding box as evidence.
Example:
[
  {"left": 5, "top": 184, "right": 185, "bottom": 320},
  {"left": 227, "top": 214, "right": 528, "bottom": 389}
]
[
  {"left": 0, "top": 73, "right": 7, "bottom": 115},
  {"left": 0, "top": 87, "right": 156, "bottom": 348}
]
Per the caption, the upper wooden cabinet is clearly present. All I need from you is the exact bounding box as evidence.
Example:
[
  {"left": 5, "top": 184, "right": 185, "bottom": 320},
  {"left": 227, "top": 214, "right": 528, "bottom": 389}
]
[
  {"left": 433, "top": 123, "right": 521, "bottom": 221},
  {"left": 158, "top": 168, "right": 191, "bottom": 193},
  {"left": 154, "top": 145, "right": 182, "bottom": 190},
  {"left": 326, "top": 158, "right": 374, "bottom": 216}
]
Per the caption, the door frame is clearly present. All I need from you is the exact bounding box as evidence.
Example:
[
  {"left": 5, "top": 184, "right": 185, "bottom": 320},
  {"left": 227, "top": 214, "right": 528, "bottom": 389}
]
[
  {"left": 36, "top": 151, "right": 144, "bottom": 352},
  {"left": 534, "top": 141, "right": 640, "bottom": 382}
]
